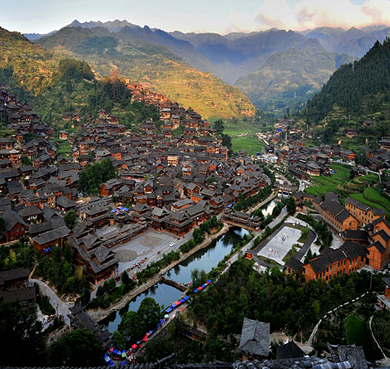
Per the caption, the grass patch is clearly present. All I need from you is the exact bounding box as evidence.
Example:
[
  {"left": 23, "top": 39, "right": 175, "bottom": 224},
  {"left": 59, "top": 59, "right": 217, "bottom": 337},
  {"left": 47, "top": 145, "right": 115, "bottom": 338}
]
[
  {"left": 347, "top": 315, "right": 368, "bottom": 347},
  {"left": 282, "top": 245, "right": 300, "bottom": 263},
  {"left": 257, "top": 255, "right": 280, "bottom": 266},
  {"left": 231, "top": 134, "right": 265, "bottom": 156},
  {"left": 57, "top": 141, "right": 72, "bottom": 155}
]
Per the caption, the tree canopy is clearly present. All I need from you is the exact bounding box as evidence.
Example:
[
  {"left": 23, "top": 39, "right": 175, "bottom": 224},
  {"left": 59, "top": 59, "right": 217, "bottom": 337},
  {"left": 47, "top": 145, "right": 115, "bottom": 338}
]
[
  {"left": 305, "top": 38, "right": 390, "bottom": 123},
  {"left": 47, "top": 329, "right": 104, "bottom": 366},
  {"left": 0, "top": 301, "right": 46, "bottom": 366},
  {"left": 78, "top": 159, "right": 116, "bottom": 195}
]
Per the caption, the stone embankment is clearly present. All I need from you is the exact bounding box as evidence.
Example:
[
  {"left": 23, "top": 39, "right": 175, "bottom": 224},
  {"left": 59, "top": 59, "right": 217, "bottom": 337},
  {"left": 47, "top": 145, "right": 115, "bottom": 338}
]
[{"left": 88, "top": 224, "right": 230, "bottom": 322}]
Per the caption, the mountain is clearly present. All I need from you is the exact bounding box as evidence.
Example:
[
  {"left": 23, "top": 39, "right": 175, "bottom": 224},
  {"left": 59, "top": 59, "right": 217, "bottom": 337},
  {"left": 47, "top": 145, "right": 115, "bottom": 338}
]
[
  {"left": 171, "top": 29, "right": 308, "bottom": 84},
  {"left": 305, "top": 38, "right": 390, "bottom": 123},
  {"left": 235, "top": 39, "right": 352, "bottom": 110},
  {"left": 0, "top": 27, "right": 58, "bottom": 93},
  {"left": 115, "top": 26, "right": 215, "bottom": 73},
  {"left": 301, "top": 26, "right": 390, "bottom": 58},
  {"left": 37, "top": 26, "right": 255, "bottom": 119},
  {"left": 67, "top": 19, "right": 138, "bottom": 32}
]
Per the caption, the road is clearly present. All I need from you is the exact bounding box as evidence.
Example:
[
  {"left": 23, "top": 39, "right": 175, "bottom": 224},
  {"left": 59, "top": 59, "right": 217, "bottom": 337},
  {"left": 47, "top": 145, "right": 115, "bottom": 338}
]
[{"left": 31, "top": 278, "right": 72, "bottom": 325}]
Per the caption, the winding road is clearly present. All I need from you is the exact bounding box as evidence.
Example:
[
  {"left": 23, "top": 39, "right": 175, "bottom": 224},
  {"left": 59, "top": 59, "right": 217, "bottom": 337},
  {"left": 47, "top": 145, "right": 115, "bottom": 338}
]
[{"left": 31, "top": 279, "right": 72, "bottom": 325}]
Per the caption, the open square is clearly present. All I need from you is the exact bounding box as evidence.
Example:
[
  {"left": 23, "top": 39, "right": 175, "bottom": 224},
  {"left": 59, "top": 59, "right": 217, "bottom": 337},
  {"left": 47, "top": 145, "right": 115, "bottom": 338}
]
[
  {"left": 257, "top": 226, "right": 302, "bottom": 265},
  {"left": 111, "top": 229, "right": 181, "bottom": 273}
]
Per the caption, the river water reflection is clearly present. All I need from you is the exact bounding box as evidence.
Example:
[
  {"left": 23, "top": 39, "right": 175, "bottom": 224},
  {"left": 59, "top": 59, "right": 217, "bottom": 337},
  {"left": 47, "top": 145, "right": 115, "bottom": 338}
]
[{"left": 102, "top": 227, "right": 249, "bottom": 332}]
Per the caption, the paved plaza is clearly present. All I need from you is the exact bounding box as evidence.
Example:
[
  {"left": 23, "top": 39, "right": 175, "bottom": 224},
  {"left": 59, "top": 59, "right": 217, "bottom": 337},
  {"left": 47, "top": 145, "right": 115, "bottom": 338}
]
[
  {"left": 111, "top": 229, "right": 191, "bottom": 273},
  {"left": 257, "top": 225, "right": 302, "bottom": 265}
]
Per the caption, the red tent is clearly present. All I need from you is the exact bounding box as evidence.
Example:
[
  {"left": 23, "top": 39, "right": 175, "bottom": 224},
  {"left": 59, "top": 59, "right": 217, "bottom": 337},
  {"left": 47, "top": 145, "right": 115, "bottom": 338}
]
[
  {"left": 175, "top": 301, "right": 181, "bottom": 306},
  {"left": 109, "top": 347, "right": 114, "bottom": 352},
  {"left": 131, "top": 344, "right": 138, "bottom": 350},
  {"left": 142, "top": 333, "right": 149, "bottom": 342}
]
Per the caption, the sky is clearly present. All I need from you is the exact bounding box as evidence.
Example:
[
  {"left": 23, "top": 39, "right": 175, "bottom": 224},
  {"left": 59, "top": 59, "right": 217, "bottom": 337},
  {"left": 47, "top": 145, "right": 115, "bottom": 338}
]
[{"left": 2, "top": 0, "right": 390, "bottom": 35}]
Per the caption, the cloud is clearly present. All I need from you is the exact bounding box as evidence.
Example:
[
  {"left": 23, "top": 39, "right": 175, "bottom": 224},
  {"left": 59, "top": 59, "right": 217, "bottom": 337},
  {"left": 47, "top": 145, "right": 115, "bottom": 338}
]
[
  {"left": 254, "top": 0, "right": 390, "bottom": 30},
  {"left": 255, "top": 0, "right": 299, "bottom": 30},
  {"left": 228, "top": 8, "right": 259, "bottom": 33}
]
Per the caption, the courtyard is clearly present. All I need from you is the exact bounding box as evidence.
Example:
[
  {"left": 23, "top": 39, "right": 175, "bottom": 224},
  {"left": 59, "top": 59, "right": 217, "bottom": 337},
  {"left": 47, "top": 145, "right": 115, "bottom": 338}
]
[
  {"left": 257, "top": 225, "right": 303, "bottom": 265},
  {"left": 110, "top": 228, "right": 191, "bottom": 273}
]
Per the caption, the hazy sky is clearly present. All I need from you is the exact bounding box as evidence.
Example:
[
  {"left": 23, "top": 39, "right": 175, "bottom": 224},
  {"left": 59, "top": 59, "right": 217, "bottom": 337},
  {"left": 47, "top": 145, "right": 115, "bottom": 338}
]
[{"left": 2, "top": 0, "right": 390, "bottom": 34}]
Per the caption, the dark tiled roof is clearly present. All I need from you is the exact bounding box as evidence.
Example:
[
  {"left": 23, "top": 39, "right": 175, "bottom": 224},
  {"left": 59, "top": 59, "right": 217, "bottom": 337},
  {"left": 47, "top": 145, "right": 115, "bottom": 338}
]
[
  {"left": 345, "top": 196, "right": 370, "bottom": 211},
  {"left": 32, "top": 226, "right": 70, "bottom": 245},
  {"left": 238, "top": 317, "right": 269, "bottom": 357},
  {"left": 3, "top": 209, "right": 26, "bottom": 231},
  {"left": 0, "top": 267, "right": 29, "bottom": 282}
]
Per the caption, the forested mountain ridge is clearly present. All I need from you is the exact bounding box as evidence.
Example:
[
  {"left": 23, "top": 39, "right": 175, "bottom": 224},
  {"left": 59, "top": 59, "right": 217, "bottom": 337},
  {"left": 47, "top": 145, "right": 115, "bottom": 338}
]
[
  {"left": 0, "top": 27, "right": 58, "bottom": 93},
  {"left": 235, "top": 39, "right": 352, "bottom": 110},
  {"left": 304, "top": 37, "right": 390, "bottom": 123},
  {"left": 37, "top": 26, "right": 256, "bottom": 119},
  {"left": 0, "top": 27, "right": 164, "bottom": 128}
]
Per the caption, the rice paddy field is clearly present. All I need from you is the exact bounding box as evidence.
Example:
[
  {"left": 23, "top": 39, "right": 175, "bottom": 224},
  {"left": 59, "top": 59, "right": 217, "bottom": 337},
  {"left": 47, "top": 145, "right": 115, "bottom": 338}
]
[
  {"left": 231, "top": 134, "right": 266, "bottom": 156},
  {"left": 307, "top": 163, "right": 390, "bottom": 218}
]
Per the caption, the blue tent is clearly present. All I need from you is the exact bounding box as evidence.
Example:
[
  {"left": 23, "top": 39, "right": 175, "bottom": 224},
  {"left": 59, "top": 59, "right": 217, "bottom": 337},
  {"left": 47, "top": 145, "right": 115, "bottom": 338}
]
[
  {"left": 165, "top": 307, "right": 173, "bottom": 313},
  {"left": 179, "top": 298, "right": 186, "bottom": 303},
  {"left": 123, "top": 207, "right": 129, "bottom": 211},
  {"left": 121, "top": 360, "right": 127, "bottom": 366},
  {"left": 193, "top": 288, "right": 198, "bottom": 293},
  {"left": 207, "top": 279, "right": 212, "bottom": 283},
  {"left": 183, "top": 296, "right": 189, "bottom": 301},
  {"left": 104, "top": 354, "right": 111, "bottom": 362},
  {"left": 113, "top": 348, "right": 120, "bottom": 355},
  {"left": 108, "top": 360, "right": 115, "bottom": 367},
  {"left": 202, "top": 284, "right": 206, "bottom": 288}
]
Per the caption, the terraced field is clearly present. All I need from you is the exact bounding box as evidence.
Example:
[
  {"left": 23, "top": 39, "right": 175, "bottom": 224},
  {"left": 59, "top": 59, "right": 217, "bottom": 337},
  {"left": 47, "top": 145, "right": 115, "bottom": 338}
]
[{"left": 307, "top": 163, "right": 389, "bottom": 217}]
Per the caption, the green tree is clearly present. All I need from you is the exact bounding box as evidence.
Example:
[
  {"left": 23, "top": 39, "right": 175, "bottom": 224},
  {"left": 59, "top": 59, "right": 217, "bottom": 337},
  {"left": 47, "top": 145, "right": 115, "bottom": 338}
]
[
  {"left": 286, "top": 197, "right": 296, "bottom": 215},
  {"left": 0, "top": 216, "right": 5, "bottom": 235},
  {"left": 137, "top": 297, "right": 161, "bottom": 331},
  {"left": 64, "top": 209, "right": 77, "bottom": 228},
  {"left": 145, "top": 336, "right": 174, "bottom": 362},
  {"left": 0, "top": 301, "right": 46, "bottom": 366},
  {"left": 112, "top": 331, "right": 126, "bottom": 350},
  {"left": 213, "top": 119, "right": 225, "bottom": 136},
  {"left": 48, "top": 329, "right": 104, "bottom": 366},
  {"left": 118, "top": 311, "right": 145, "bottom": 342}
]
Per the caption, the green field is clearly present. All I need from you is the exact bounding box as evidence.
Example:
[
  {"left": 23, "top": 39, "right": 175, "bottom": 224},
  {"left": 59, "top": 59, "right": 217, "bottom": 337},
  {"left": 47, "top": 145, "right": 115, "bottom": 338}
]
[
  {"left": 57, "top": 141, "right": 72, "bottom": 155},
  {"left": 347, "top": 315, "right": 369, "bottom": 346},
  {"left": 231, "top": 134, "right": 265, "bottom": 156}
]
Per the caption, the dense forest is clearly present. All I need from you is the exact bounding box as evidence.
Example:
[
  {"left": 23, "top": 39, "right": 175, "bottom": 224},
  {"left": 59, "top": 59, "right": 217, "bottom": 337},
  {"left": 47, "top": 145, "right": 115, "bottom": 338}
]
[{"left": 305, "top": 38, "right": 390, "bottom": 123}]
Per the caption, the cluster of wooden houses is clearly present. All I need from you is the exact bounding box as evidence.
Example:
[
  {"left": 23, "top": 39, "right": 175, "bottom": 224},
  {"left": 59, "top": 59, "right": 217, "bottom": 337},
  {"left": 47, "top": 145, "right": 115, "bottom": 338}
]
[{"left": 0, "top": 83, "right": 270, "bottom": 288}]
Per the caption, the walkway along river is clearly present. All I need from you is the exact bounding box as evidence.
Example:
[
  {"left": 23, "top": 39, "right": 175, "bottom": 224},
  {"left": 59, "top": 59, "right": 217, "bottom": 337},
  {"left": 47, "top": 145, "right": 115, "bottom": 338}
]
[{"left": 101, "top": 227, "right": 249, "bottom": 332}]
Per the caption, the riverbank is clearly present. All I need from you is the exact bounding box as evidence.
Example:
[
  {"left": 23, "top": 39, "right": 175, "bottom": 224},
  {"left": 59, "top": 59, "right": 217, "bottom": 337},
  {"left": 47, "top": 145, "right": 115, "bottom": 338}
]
[
  {"left": 246, "top": 191, "right": 278, "bottom": 215},
  {"left": 88, "top": 224, "right": 231, "bottom": 322}
]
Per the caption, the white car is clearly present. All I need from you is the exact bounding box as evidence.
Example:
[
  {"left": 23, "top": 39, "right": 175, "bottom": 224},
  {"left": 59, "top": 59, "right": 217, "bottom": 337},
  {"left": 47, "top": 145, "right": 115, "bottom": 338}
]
[{"left": 169, "top": 242, "right": 175, "bottom": 247}]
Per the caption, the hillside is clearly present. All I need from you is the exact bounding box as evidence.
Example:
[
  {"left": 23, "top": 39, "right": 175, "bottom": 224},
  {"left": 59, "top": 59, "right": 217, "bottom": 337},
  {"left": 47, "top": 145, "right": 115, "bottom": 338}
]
[
  {"left": 235, "top": 39, "right": 352, "bottom": 110},
  {"left": 0, "top": 27, "right": 58, "bottom": 93},
  {"left": 305, "top": 38, "right": 390, "bottom": 123},
  {"left": 0, "top": 27, "right": 163, "bottom": 129},
  {"left": 37, "top": 27, "right": 255, "bottom": 119}
]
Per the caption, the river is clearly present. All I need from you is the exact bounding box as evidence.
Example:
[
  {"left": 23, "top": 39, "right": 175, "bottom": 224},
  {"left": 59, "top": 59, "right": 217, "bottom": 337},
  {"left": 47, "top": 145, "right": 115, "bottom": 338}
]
[
  {"left": 260, "top": 198, "right": 278, "bottom": 217},
  {"left": 101, "top": 227, "right": 249, "bottom": 332}
]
